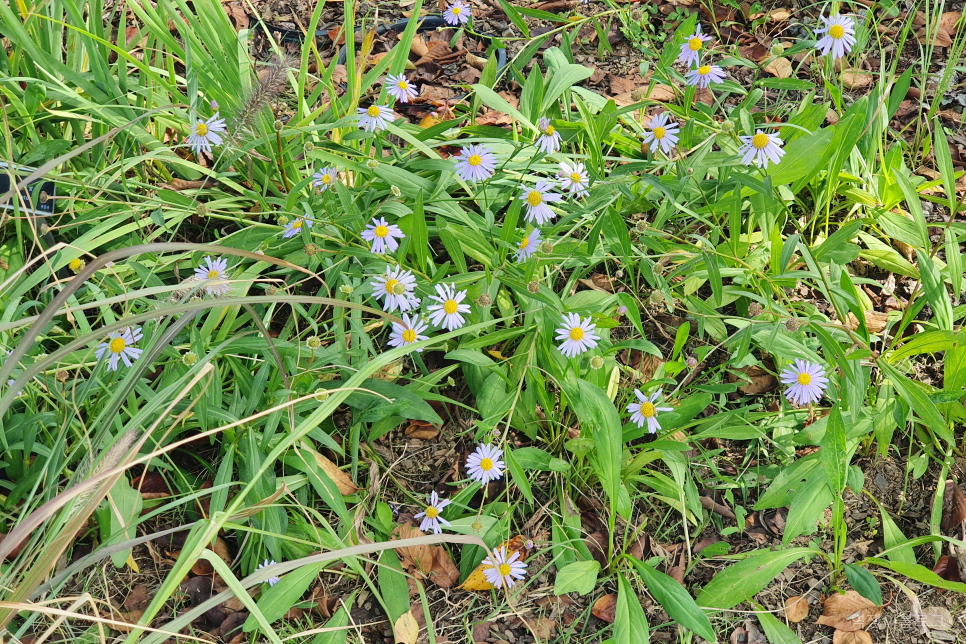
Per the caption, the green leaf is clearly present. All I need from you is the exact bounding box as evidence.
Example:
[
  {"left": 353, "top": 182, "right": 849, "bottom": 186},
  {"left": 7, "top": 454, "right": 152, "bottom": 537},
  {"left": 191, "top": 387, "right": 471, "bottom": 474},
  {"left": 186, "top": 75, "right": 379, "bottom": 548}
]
[
  {"left": 916, "top": 248, "right": 953, "bottom": 331},
  {"left": 445, "top": 349, "right": 499, "bottom": 368},
  {"left": 767, "top": 123, "right": 836, "bottom": 187},
  {"left": 245, "top": 562, "right": 325, "bottom": 630},
  {"left": 756, "top": 610, "right": 804, "bottom": 644},
  {"left": 877, "top": 361, "right": 952, "bottom": 445},
  {"left": 630, "top": 559, "right": 714, "bottom": 641},
  {"left": 696, "top": 548, "right": 817, "bottom": 609},
  {"left": 865, "top": 558, "right": 966, "bottom": 593},
  {"left": 821, "top": 405, "right": 848, "bottom": 492},
  {"left": 102, "top": 478, "right": 143, "bottom": 568},
  {"left": 568, "top": 378, "right": 629, "bottom": 518},
  {"left": 470, "top": 84, "right": 535, "bottom": 131},
  {"left": 812, "top": 219, "right": 865, "bottom": 265},
  {"left": 378, "top": 551, "right": 410, "bottom": 623},
  {"left": 312, "top": 603, "right": 350, "bottom": 644},
  {"left": 844, "top": 563, "right": 883, "bottom": 605},
  {"left": 497, "top": 0, "right": 530, "bottom": 38},
  {"left": 615, "top": 573, "right": 650, "bottom": 644},
  {"left": 890, "top": 330, "right": 965, "bottom": 361},
  {"left": 553, "top": 560, "right": 600, "bottom": 596},
  {"left": 503, "top": 445, "right": 534, "bottom": 503},
  {"left": 540, "top": 63, "right": 594, "bottom": 115},
  {"left": 513, "top": 447, "right": 571, "bottom": 472}
]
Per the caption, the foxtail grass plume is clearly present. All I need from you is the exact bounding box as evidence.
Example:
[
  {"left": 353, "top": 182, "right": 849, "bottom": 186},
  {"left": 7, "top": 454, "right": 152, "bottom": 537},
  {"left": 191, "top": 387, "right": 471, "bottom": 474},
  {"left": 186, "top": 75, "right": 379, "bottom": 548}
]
[{"left": 233, "top": 53, "right": 295, "bottom": 137}]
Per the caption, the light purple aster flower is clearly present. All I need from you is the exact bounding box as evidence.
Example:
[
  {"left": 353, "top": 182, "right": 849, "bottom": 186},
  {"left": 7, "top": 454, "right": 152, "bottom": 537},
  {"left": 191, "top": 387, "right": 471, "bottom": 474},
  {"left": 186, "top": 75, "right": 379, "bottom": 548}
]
[
  {"left": 413, "top": 491, "right": 451, "bottom": 534},
  {"left": 642, "top": 112, "right": 680, "bottom": 156},
  {"left": 388, "top": 313, "right": 430, "bottom": 351},
  {"left": 555, "top": 313, "right": 599, "bottom": 358},
  {"left": 466, "top": 443, "right": 505, "bottom": 484},
  {"left": 282, "top": 217, "right": 313, "bottom": 238},
  {"left": 535, "top": 117, "right": 561, "bottom": 154},
  {"left": 361, "top": 217, "right": 405, "bottom": 254},
  {"left": 520, "top": 179, "right": 563, "bottom": 225},
  {"left": 515, "top": 228, "right": 541, "bottom": 262},
  {"left": 780, "top": 359, "right": 829, "bottom": 406},
  {"left": 95, "top": 327, "right": 143, "bottom": 371},
  {"left": 557, "top": 161, "right": 589, "bottom": 197},
  {"left": 426, "top": 282, "right": 471, "bottom": 331},
  {"left": 370, "top": 265, "right": 420, "bottom": 313},
  {"left": 256, "top": 559, "right": 280, "bottom": 586},
  {"left": 453, "top": 144, "right": 497, "bottom": 183},
  {"left": 186, "top": 112, "right": 227, "bottom": 157},
  {"left": 357, "top": 105, "right": 394, "bottom": 132},
  {"left": 312, "top": 167, "right": 338, "bottom": 192},
  {"left": 626, "top": 388, "right": 673, "bottom": 434},
  {"left": 739, "top": 130, "right": 785, "bottom": 168},
  {"left": 678, "top": 24, "right": 712, "bottom": 67},
  {"left": 443, "top": 0, "right": 471, "bottom": 26},
  {"left": 685, "top": 64, "right": 726, "bottom": 88},
  {"left": 481, "top": 547, "right": 527, "bottom": 589},
  {"left": 193, "top": 256, "right": 231, "bottom": 296},
  {"left": 385, "top": 73, "right": 419, "bottom": 103},
  {"left": 814, "top": 14, "right": 856, "bottom": 60}
]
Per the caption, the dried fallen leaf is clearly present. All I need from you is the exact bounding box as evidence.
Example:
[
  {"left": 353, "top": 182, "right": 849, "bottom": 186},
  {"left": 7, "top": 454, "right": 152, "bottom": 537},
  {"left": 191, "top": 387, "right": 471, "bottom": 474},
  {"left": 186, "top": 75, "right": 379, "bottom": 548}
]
[
  {"left": 534, "top": 618, "right": 557, "bottom": 639},
  {"left": 301, "top": 446, "right": 358, "bottom": 494},
  {"left": 123, "top": 585, "right": 152, "bottom": 612},
  {"left": 392, "top": 522, "right": 460, "bottom": 588},
  {"left": 922, "top": 605, "right": 953, "bottom": 630},
  {"left": 817, "top": 591, "right": 882, "bottom": 632},
  {"left": 729, "top": 364, "right": 777, "bottom": 395},
  {"left": 108, "top": 608, "right": 144, "bottom": 633},
  {"left": 591, "top": 594, "right": 617, "bottom": 623},
  {"left": 769, "top": 8, "right": 791, "bottom": 21},
  {"left": 459, "top": 535, "right": 530, "bottom": 591},
  {"left": 841, "top": 69, "right": 874, "bottom": 90},
  {"left": 832, "top": 630, "right": 874, "bottom": 644},
  {"left": 784, "top": 595, "right": 809, "bottom": 623},
  {"left": 941, "top": 480, "right": 966, "bottom": 532},
  {"left": 394, "top": 610, "right": 420, "bottom": 644},
  {"left": 763, "top": 57, "right": 792, "bottom": 79},
  {"left": 611, "top": 84, "right": 677, "bottom": 107}
]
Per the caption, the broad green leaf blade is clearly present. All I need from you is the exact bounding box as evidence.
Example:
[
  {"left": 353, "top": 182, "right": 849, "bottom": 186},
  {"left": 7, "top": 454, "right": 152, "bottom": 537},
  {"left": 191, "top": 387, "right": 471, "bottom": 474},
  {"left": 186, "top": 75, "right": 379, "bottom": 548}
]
[
  {"left": 697, "top": 548, "right": 817, "bottom": 609},
  {"left": 865, "top": 558, "right": 966, "bottom": 593},
  {"left": 615, "top": 573, "right": 650, "bottom": 644},
  {"left": 844, "top": 563, "right": 883, "bottom": 605},
  {"left": 631, "top": 558, "right": 714, "bottom": 641},
  {"left": 245, "top": 562, "right": 325, "bottom": 630},
  {"left": 756, "top": 609, "right": 804, "bottom": 644},
  {"left": 820, "top": 405, "right": 847, "bottom": 493},
  {"left": 570, "top": 378, "right": 629, "bottom": 518},
  {"left": 553, "top": 560, "right": 600, "bottom": 596}
]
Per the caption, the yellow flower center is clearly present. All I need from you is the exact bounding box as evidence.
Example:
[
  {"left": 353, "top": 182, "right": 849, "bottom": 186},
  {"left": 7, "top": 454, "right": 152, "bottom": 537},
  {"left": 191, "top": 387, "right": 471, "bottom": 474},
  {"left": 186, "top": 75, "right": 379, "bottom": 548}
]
[
  {"left": 425, "top": 506, "right": 439, "bottom": 518},
  {"left": 402, "top": 329, "right": 417, "bottom": 342},
  {"left": 384, "top": 278, "right": 399, "bottom": 294},
  {"left": 797, "top": 372, "right": 812, "bottom": 386},
  {"left": 374, "top": 225, "right": 389, "bottom": 238},
  {"left": 569, "top": 327, "right": 584, "bottom": 341},
  {"left": 570, "top": 172, "right": 582, "bottom": 182},
  {"left": 443, "top": 299, "right": 459, "bottom": 314},
  {"left": 639, "top": 401, "right": 656, "bottom": 418},
  {"left": 397, "top": 80, "right": 409, "bottom": 89},
  {"left": 322, "top": 174, "right": 332, "bottom": 184},
  {"left": 207, "top": 269, "right": 220, "bottom": 279},
  {"left": 520, "top": 236, "right": 531, "bottom": 250},
  {"left": 526, "top": 191, "right": 543, "bottom": 207},
  {"left": 688, "top": 37, "right": 703, "bottom": 51},
  {"left": 498, "top": 563, "right": 512, "bottom": 576},
  {"left": 479, "top": 457, "right": 493, "bottom": 471},
  {"left": 697, "top": 65, "right": 711, "bottom": 75},
  {"left": 544, "top": 125, "right": 555, "bottom": 136},
  {"left": 829, "top": 24, "right": 845, "bottom": 39},
  {"left": 68, "top": 258, "right": 82, "bottom": 271},
  {"left": 195, "top": 122, "right": 209, "bottom": 136},
  {"left": 751, "top": 133, "right": 770, "bottom": 149},
  {"left": 467, "top": 154, "right": 482, "bottom": 166},
  {"left": 292, "top": 220, "right": 303, "bottom": 229},
  {"left": 367, "top": 105, "right": 381, "bottom": 117},
  {"left": 452, "top": 6, "right": 461, "bottom": 14},
  {"left": 109, "top": 338, "right": 126, "bottom": 354},
  {"left": 653, "top": 126, "right": 666, "bottom": 140}
]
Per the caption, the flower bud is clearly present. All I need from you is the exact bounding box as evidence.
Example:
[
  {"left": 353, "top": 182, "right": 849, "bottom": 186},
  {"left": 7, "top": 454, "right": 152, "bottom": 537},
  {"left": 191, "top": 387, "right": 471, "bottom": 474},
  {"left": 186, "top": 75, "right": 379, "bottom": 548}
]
[
  {"left": 686, "top": 356, "right": 698, "bottom": 369},
  {"left": 277, "top": 215, "right": 289, "bottom": 226},
  {"left": 210, "top": 100, "right": 219, "bottom": 110},
  {"left": 306, "top": 336, "right": 322, "bottom": 349},
  {"left": 303, "top": 243, "right": 319, "bottom": 256},
  {"left": 770, "top": 42, "right": 785, "bottom": 56},
  {"left": 304, "top": 141, "right": 315, "bottom": 152},
  {"left": 476, "top": 293, "right": 492, "bottom": 307},
  {"left": 265, "top": 285, "right": 279, "bottom": 296},
  {"left": 339, "top": 284, "right": 354, "bottom": 295},
  {"left": 720, "top": 120, "right": 735, "bottom": 133},
  {"left": 273, "top": 120, "right": 284, "bottom": 132},
  {"left": 748, "top": 302, "right": 763, "bottom": 317},
  {"left": 590, "top": 355, "right": 604, "bottom": 370},
  {"left": 315, "top": 390, "right": 330, "bottom": 402},
  {"left": 182, "top": 351, "right": 198, "bottom": 366},
  {"left": 539, "top": 241, "right": 554, "bottom": 254},
  {"left": 56, "top": 370, "right": 69, "bottom": 382},
  {"left": 391, "top": 185, "right": 402, "bottom": 197},
  {"left": 68, "top": 258, "right": 85, "bottom": 273},
  {"left": 366, "top": 159, "right": 379, "bottom": 169},
  {"left": 635, "top": 220, "right": 648, "bottom": 232},
  {"left": 527, "top": 280, "right": 539, "bottom": 293},
  {"left": 784, "top": 318, "right": 802, "bottom": 332}
]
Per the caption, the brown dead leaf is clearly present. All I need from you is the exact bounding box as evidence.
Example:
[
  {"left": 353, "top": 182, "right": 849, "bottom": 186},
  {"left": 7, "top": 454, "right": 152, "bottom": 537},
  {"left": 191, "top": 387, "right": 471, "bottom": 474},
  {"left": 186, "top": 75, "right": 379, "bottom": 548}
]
[
  {"left": 941, "top": 480, "right": 966, "bottom": 532},
  {"left": 769, "top": 8, "right": 791, "bottom": 21},
  {"left": 817, "top": 591, "right": 882, "bottom": 631},
  {"left": 832, "top": 631, "right": 874, "bottom": 644},
  {"left": 729, "top": 364, "right": 777, "bottom": 395},
  {"left": 394, "top": 610, "right": 420, "bottom": 644},
  {"left": 611, "top": 84, "right": 677, "bottom": 107},
  {"left": 222, "top": 2, "right": 249, "bottom": 31},
  {"left": 916, "top": 12, "right": 961, "bottom": 47},
  {"left": 534, "top": 618, "right": 557, "bottom": 639},
  {"left": 123, "top": 585, "right": 151, "bottom": 612},
  {"left": 108, "top": 608, "right": 144, "bottom": 633},
  {"left": 784, "top": 595, "right": 809, "bottom": 623},
  {"left": 472, "top": 622, "right": 491, "bottom": 642},
  {"left": 466, "top": 52, "right": 488, "bottom": 70},
  {"left": 410, "top": 34, "right": 429, "bottom": 58},
  {"left": 841, "top": 70, "right": 874, "bottom": 90},
  {"left": 763, "top": 57, "right": 793, "bottom": 79},
  {"left": 699, "top": 495, "right": 736, "bottom": 520},
  {"left": 404, "top": 420, "right": 440, "bottom": 440},
  {"left": 532, "top": 0, "right": 574, "bottom": 11},
  {"left": 591, "top": 594, "right": 617, "bottom": 623},
  {"left": 476, "top": 110, "right": 513, "bottom": 126},
  {"left": 302, "top": 446, "right": 357, "bottom": 494},
  {"left": 845, "top": 310, "right": 891, "bottom": 333},
  {"left": 578, "top": 273, "right": 617, "bottom": 293},
  {"left": 609, "top": 74, "right": 636, "bottom": 95},
  {"left": 739, "top": 43, "right": 769, "bottom": 62},
  {"left": 392, "top": 522, "right": 460, "bottom": 588}
]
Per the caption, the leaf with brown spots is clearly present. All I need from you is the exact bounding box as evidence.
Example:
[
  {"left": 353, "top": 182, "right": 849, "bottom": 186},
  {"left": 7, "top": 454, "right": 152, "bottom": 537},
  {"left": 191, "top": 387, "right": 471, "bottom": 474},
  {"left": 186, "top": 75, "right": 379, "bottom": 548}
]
[
  {"left": 591, "top": 594, "right": 617, "bottom": 623},
  {"left": 817, "top": 591, "right": 882, "bottom": 632},
  {"left": 784, "top": 595, "right": 809, "bottom": 622}
]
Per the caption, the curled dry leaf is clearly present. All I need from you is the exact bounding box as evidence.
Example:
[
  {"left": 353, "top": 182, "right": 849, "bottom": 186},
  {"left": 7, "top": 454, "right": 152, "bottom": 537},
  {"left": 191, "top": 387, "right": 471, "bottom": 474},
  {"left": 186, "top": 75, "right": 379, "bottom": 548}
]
[
  {"left": 841, "top": 70, "right": 874, "bottom": 90},
  {"left": 392, "top": 522, "right": 460, "bottom": 588},
  {"left": 729, "top": 364, "right": 777, "bottom": 395},
  {"left": 108, "top": 608, "right": 144, "bottom": 633},
  {"left": 394, "top": 610, "right": 420, "bottom": 644},
  {"left": 940, "top": 480, "right": 966, "bottom": 532},
  {"left": 612, "top": 84, "right": 677, "bottom": 107},
  {"left": 763, "top": 57, "right": 792, "bottom": 79},
  {"left": 301, "top": 445, "right": 358, "bottom": 494},
  {"left": 591, "top": 594, "right": 617, "bottom": 623},
  {"left": 832, "top": 630, "right": 874, "bottom": 644},
  {"left": 784, "top": 595, "right": 809, "bottom": 623},
  {"left": 817, "top": 590, "right": 882, "bottom": 632}
]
